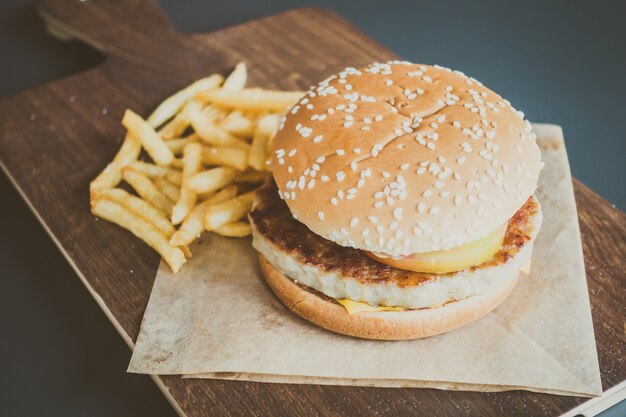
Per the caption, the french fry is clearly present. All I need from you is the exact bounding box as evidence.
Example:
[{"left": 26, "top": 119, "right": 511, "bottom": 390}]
[
  {"left": 92, "top": 188, "right": 175, "bottom": 238},
  {"left": 166, "top": 170, "right": 182, "bottom": 186},
  {"left": 204, "top": 185, "right": 238, "bottom": 204},
  {"left": 122, "top": 109, "right": 174, "bottom": 166},
  {"left": 169, "top": 202, "right": 206, "bottom": 246},
  {"left": 201, "top": 145, "right": 249, "bottom": 171},
  {"left": 90, "top": 133, "right": 141, "bottom": 192},
  {"left": 91, "top": 198, "right": 186, "bottom": 273},
  {"left": 170, "top": 186, "right": 238, "bottom": 246},
  {"left": 154, "top": 177, "right": 181, "bottom": 202},
  {"left": 196, "top": 88, "right": 304, "bottom": 112},
  {"left": 222, "top": 62, "right": 247, "bottom": 90},
  {"left": 147, "top": 74, "right": 223, "bottom": 128},
  {"left": 192, "top": 111, "right": 249, "bottom": 147},
  {"left": 172, "top": 143, "right": 203, "bottom": 225},
  {"left": 170, "top": 158, "right": 184, "bottom": 169},
  {"left": 129, "top": 161, "right": 169, "bottom": 177},
  {"left": 214, "top": 221, "right": 252, "bottom": 237},
  {"left": 122, "top": 167, "right": 174, "bottom": 213},
  {"left": 204, "top": 191, "right": 255, "bottom": 230},
  {"left": 188, "top": 167, "right": 238, "bottom": 194},
  {"left": 180, "top": 245, "right": 192, "bottom": 258},
  {"left": 158, "top": 99, "right": 204, "bottom": 140},
  {"left": 218, "top": 110, "right": 256, "bottom": 137},
  {"left": 165, "top": 134, "right": 199, "bottom": 154},
  {"left": 249, "top": 114, "right": 280, "bottom": 171}
]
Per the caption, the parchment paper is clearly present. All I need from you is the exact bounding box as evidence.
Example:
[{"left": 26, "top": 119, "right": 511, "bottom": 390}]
[{"left": 128, "top": 123, "right": 602, "bottom": 397}]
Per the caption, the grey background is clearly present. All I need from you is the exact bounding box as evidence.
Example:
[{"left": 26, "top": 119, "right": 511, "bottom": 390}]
[{"left": 0, "top": 0, "right": 624, "bottom": 416}]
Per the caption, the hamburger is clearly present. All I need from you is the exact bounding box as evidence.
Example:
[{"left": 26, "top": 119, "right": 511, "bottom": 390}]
[{"left": 249, "top": 61, "right": 543, "bottom": 340}]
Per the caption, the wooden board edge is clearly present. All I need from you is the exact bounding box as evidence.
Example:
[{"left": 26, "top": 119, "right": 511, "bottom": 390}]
[{"left": 0, "top": 159, "right": 186, "bottom": 417}]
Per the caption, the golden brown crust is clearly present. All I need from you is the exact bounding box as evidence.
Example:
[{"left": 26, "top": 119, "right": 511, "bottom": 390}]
[{"left": 258, "top": 255, "right": 520, "bottom": 340}]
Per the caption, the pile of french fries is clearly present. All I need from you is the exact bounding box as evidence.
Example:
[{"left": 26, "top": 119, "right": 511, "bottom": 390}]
[{"left": 89, "top": 63, "right": 304, "bottom": 273}]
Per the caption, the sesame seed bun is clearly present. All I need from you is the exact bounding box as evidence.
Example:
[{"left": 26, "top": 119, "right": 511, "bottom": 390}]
[
  {"left": 272, "top": 61, "right": 542, "bottom": 255},
  {"left": 258, "top": 255, "right": 520, "bottom": 340}
]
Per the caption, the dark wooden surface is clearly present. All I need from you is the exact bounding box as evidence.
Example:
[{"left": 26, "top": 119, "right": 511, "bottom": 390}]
[{"left": 0, "top": 0, "right": 623, "bottom": 415}]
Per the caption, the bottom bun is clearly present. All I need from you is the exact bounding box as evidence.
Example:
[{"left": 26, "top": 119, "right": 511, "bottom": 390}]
[{"left": 258, "top": 255, "right": 520, "bottom": 340}]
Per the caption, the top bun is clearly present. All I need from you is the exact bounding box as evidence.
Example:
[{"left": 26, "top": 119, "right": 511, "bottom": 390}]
[{"left": 271, "top": 61, "right": 542, "bottom": 255}]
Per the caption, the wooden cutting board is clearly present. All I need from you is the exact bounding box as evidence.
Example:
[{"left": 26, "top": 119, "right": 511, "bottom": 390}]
[{"left": 1, "top": 1, "right": 624, "bottom": 416}]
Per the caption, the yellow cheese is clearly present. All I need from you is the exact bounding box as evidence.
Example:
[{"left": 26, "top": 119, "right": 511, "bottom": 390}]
[
  {"left": 336, "top": 299, "right": 406, "bottom": 315},
  {"left": 366, "top": 223, "right": 508, "bottom": 274}
]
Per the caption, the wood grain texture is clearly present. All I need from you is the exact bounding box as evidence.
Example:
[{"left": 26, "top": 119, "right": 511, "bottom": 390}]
[{"left": 0, "top": 0, "right": 623, "bottom": 415}]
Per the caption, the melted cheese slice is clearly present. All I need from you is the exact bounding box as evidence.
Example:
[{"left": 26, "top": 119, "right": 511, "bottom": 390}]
[
  {"left": 366, "top": 223, "right": 508, "bottom": 274},
  {"left": 336, "top": 299, "right": 406, "bottom": 315}
]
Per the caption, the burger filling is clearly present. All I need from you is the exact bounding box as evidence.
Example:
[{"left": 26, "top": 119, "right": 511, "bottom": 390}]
[{"left": 250, "top": 182, "right": 541, "bottom": 312}]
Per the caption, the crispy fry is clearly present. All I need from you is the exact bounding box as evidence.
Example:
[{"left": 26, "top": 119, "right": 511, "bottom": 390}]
[
  {"left": 192, "top": 113, "right": 249, "bottom": 148},
  {"left": 147, "top": 74, "right": 223, "bottom": 128},
  {"left": 165, "top": 134, "right": 199, "bottom": 154},
  {"left": 201, "top": 145, "right": 249, "bottom": 171},
  {"left": 170, "top": 158, "right": 184, "bottom": 169},
  {"left": 188, "top": 167, "right": 238, "bottom": 194},
  {"left": 204, "top": 185, "right": 238, "bottom": 204},
  {"left": 122, "top": 109, "right": 174, "bottom": 166},
  {"left": 218, "top": 110, "right": 256, "bottom": 137},
  {"left": 204, "top": 191, "right": 255, "bottom": 230},
  {"left": 248, "top": 114, "right": 280, "bottom": 171},
  {"left": 90, "top": 133, "right": 141, "bottom": 191},
  {"left": 166, "top": 170, "right": 182, "bottom": 186},
  {"left": 214, "top": 221, "right": 252, "bottom": 237},
  {"left": 128, "top": 161, "right": 169, "bottom": 177},
  {"left": 172, "top": 143, "right": 203, "bottom": 225},
  {"left": 91, "top": 198, "right": 186, "bottom": 273},
  {"left": 222, "top": 62, "right": 247, "bottom": 90},
  {"left": 170, "top": 186, "right": 238, "bottom": 246},
  {"left": 180, "top": 245, "right": 192, "bottom": 258},
  {"left": 158, "top": 99, "right": 204, "bottom": 140},
  {"left": 169, "top": 202, "right": 205, "bottom": 246},
  {"left": 122, "top": 167, "right": 174, "bottom": 213},
  {"left": 92, "top": 188, "right": 175, "bottom": 238},
  {"left": 196, "top": 88, "right": 304, "bottom": 112},
  {"left": 154, "top": 177, "right": 181, "bottom": 202}
]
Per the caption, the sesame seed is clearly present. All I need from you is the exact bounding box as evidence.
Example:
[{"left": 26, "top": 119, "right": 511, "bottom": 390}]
[
  {"left": 374, "top": 201, "right": 384, "bottom": 208},
  {"left": 321, "top": 175, "right": 329, "bottom": 182},
  {"left": 336, "top": 149, "right": 345, "bottom": 156},
  {"left": 429, "top": 206, "right": 440, "bottom": 214},
  {"left": 454, "top": 195, "right": 462, "bottom": 206},
  {"left": 368, "top": 215, "right": 378, "bottom": 223},
  {"left": 423, "top": 189, "right": 432, "bottom": 197},
  {"left": 336, "top": 171, "right": 345, "bottom": 181},
  {"left": 350, "top": 218, "right": 359, "bottom": 227},
  {"left": 318, "top": 211, "right": 325, "bottom": 220},
  {"left": 418, "top": 202, "right": 426, "bottom": 213},
  {"left": 331, "top": 197, "right": 338, "bottom": 205},
  {"left": 313, "top": 135, "right": 324, "bottom": 143},
  {"left": 400, "top": 163, "right": 409, "bottom": 170},
  {"left": 393, "top": 207, "right": 403, "bottom": 220}
]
